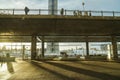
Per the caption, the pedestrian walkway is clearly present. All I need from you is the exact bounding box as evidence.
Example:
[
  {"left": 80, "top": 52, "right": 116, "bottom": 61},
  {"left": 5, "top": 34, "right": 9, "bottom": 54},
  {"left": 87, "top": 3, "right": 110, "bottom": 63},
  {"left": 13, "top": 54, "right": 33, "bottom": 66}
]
[{"left": 0, "top": 59, "right": 120, "bottom": 80}]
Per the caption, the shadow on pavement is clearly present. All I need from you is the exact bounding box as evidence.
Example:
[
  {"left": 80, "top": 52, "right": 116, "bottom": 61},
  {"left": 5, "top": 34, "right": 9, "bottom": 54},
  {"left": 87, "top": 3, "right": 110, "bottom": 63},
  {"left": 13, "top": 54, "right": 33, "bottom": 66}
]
[
  {"left": 45, "top": 61, "right": 120, "bottom": 80},
  {"left": 70, "top": 61, "right": 120, "bottom": 70},
  {"left": 31, "top": 61, "right": 76, "bottom": 80}
]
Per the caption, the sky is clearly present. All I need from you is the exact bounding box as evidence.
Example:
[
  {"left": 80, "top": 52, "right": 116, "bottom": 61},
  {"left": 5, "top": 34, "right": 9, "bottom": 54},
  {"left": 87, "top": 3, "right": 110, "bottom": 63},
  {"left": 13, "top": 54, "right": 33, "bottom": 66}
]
[{"left": 0, "top": 0, "right": 120, "bottom": 11}]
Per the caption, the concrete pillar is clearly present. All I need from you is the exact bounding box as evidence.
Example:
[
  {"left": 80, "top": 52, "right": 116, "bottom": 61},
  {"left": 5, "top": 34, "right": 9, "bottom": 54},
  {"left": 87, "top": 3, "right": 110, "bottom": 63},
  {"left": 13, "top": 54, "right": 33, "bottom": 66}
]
[
  {"left": 22, "top": 45, "right": 25, "bottom": 60},
  {"left": 31, "top": 35, "right": 37, "bottom": 60},
  {"left": 86, "top": 41, "right": 89, "bottom": 56},
  {"left": 107, "top": 44, "right": 112, "bottom": 61},
  {"left": 111, "top": 36, "right": 118, "bottom": 60},
  {"left": 41, "top": 36, "right": 45, "bottom": 58},
  {"left": 86, "top": 36, "right": 89, "bottom": 56},
  {"left": 48, "top": 0, "right": 58, "bottom": 15}
]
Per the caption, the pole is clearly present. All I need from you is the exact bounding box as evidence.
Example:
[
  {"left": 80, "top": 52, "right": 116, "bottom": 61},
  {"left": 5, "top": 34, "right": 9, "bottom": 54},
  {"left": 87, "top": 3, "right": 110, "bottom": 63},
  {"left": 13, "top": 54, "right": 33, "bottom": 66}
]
[{"left": 82, "top": 0, "right": 85, "bottom": 11}]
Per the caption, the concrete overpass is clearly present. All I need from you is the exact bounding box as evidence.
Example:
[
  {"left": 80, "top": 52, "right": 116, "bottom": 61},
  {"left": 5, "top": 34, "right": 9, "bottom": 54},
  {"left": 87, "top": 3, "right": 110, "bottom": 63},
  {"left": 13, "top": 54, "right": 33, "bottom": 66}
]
[
  {"left": 0, "top": 15, "right": 120, "bottom": 36},
  {"left": 0, "top": 9, "right": 120, "bottom": 60}
]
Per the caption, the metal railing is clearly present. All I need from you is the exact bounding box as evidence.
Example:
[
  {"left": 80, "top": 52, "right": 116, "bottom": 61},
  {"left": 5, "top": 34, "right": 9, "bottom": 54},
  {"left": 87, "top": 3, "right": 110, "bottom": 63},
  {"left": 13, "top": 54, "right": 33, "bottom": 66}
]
[{"left": 0, "top": 9, "right": 120, "bottom": 17}]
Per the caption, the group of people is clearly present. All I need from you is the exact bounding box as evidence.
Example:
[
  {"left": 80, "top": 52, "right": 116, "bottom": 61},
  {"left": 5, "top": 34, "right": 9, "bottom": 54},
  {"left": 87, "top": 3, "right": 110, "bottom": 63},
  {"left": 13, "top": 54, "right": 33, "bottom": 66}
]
[
  {"left": 60, "top": 8, "right": 92, "bottom": 16},
  {"left": 73, "top": 10, "right": 92, "bottom": 16}
]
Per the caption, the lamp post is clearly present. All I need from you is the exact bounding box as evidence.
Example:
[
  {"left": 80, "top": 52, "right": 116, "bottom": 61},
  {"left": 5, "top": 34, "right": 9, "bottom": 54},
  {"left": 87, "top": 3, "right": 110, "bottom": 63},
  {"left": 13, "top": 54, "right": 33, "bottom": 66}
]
[{"left": 82, "top": 1, "right": 85, "bottom": 11}]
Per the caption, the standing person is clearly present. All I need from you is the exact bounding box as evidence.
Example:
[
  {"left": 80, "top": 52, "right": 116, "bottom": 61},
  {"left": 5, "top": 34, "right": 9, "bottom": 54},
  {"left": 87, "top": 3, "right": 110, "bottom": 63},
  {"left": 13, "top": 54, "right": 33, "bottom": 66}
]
[
  {"left": 60, "top": 8, "right": 64, "bottom": 16},
  {"left": 6, "top": 53, "right": 14, "bottom": 73},
  {"left": 24, "top": 6, "right": 29, "bottom": 15},
  {"left": 1, "top": 54, "right": 5, "bottom": 66},
  {"left": 0, "top": 55, "right": 2, "bottom": 67},
  {"left": 73, "top": 11, "right": 77, "bottom": 16}
]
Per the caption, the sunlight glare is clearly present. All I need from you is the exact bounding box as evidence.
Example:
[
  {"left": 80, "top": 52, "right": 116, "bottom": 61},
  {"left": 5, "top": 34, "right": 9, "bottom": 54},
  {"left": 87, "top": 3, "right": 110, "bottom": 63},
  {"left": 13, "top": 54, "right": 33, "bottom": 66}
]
[{"left": 0, "top": 63, "right": 8, "bottom": 72}]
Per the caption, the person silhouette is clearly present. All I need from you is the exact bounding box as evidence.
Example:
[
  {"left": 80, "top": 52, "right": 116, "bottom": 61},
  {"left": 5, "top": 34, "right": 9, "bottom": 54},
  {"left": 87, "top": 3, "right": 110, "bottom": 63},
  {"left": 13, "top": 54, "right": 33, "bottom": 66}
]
[
  {"left": 24, "top": 6, "right": 29, "bottom": 15},
  {"left": 60, "top": 8, "right": 64, "bottom": 16}
]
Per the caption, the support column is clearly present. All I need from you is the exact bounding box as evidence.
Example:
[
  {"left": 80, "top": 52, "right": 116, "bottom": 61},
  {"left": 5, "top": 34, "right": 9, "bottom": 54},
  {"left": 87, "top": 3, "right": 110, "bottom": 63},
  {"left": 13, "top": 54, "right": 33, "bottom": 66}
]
[
  {"left": 22, "top": 45, "right": 25, "bottom": 60},
  {"left": 86, "top": 36, "right": 89, "bottom": 56},
  {"left": 111, "top": 36, "right": 118, "bottom": 60},
  {"left": 41, "top": 36, "right": 45, "bottom": 58},
  {"left": 31, "top": 35, "right": 37, "bottom": 60},
  {"left": 86, "top": 41, "right": 89, "bottom": 56}
]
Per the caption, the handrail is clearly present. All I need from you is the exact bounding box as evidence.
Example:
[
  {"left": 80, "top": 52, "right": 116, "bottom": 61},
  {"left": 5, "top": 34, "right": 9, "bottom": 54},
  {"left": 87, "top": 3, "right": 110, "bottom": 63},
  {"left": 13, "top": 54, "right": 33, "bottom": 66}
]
[{"left": 0, "top": 9, "right": 120, "bottom": 17}]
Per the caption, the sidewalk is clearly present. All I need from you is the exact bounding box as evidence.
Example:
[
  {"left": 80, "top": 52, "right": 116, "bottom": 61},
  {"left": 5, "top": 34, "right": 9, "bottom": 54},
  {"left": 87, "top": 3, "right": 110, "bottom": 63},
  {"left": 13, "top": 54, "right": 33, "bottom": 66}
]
[{"left": 0, "top": 59, "right": 120, "bottom": 80}]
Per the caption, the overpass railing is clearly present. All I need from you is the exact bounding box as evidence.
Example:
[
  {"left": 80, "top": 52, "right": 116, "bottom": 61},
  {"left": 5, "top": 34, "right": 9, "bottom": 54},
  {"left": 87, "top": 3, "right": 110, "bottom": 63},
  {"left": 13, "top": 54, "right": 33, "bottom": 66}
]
[{"left": 0, "top": 9, "right": 120, "bottom": 17}]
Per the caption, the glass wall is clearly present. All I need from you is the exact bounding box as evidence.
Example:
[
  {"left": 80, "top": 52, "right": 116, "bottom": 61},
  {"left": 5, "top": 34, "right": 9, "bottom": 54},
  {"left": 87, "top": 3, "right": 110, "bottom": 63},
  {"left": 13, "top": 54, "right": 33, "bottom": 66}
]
[
  {"left": 89, "top": 42, "right": 111, "bottom": 56},
  {"left": 117, "top": 42, "right": 120, "bottom": 58},
  {"left": 0, "top": 42, "right": 45, "bottom": 59},
  {"left": 59, "top": 42, "right": 86, "bottom": 56}
]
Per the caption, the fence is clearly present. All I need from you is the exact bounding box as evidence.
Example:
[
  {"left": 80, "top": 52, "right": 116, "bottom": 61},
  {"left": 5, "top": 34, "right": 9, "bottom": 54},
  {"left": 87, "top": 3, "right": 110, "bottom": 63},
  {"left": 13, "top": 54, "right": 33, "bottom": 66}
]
[{"left": 0, "top": 9, "right": 120, "bottom": 17}]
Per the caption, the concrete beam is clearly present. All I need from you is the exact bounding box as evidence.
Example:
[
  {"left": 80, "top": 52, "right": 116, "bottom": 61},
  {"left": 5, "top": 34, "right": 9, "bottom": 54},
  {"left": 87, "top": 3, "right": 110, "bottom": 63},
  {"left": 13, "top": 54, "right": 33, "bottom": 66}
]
[{"left": 0, "top": 15, "right": 120, "bottom": 36}]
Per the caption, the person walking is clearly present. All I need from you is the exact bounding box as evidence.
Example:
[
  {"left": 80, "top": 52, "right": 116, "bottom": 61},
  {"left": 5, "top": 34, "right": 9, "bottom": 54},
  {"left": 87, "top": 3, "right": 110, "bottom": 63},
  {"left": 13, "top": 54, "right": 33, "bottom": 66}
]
[
  {"left": 60, "top": 8, "right": 64, "bottom": 16},
  {"left": 24, "top": 6, "right": 29, "bottom": 15}
]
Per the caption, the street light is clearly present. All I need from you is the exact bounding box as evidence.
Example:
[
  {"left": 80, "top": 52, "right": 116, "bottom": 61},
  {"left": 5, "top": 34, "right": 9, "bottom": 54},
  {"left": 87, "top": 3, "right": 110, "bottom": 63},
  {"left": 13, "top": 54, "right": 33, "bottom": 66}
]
[{"left": 82, "top": 1, "right": 85, "bottom": 11}]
